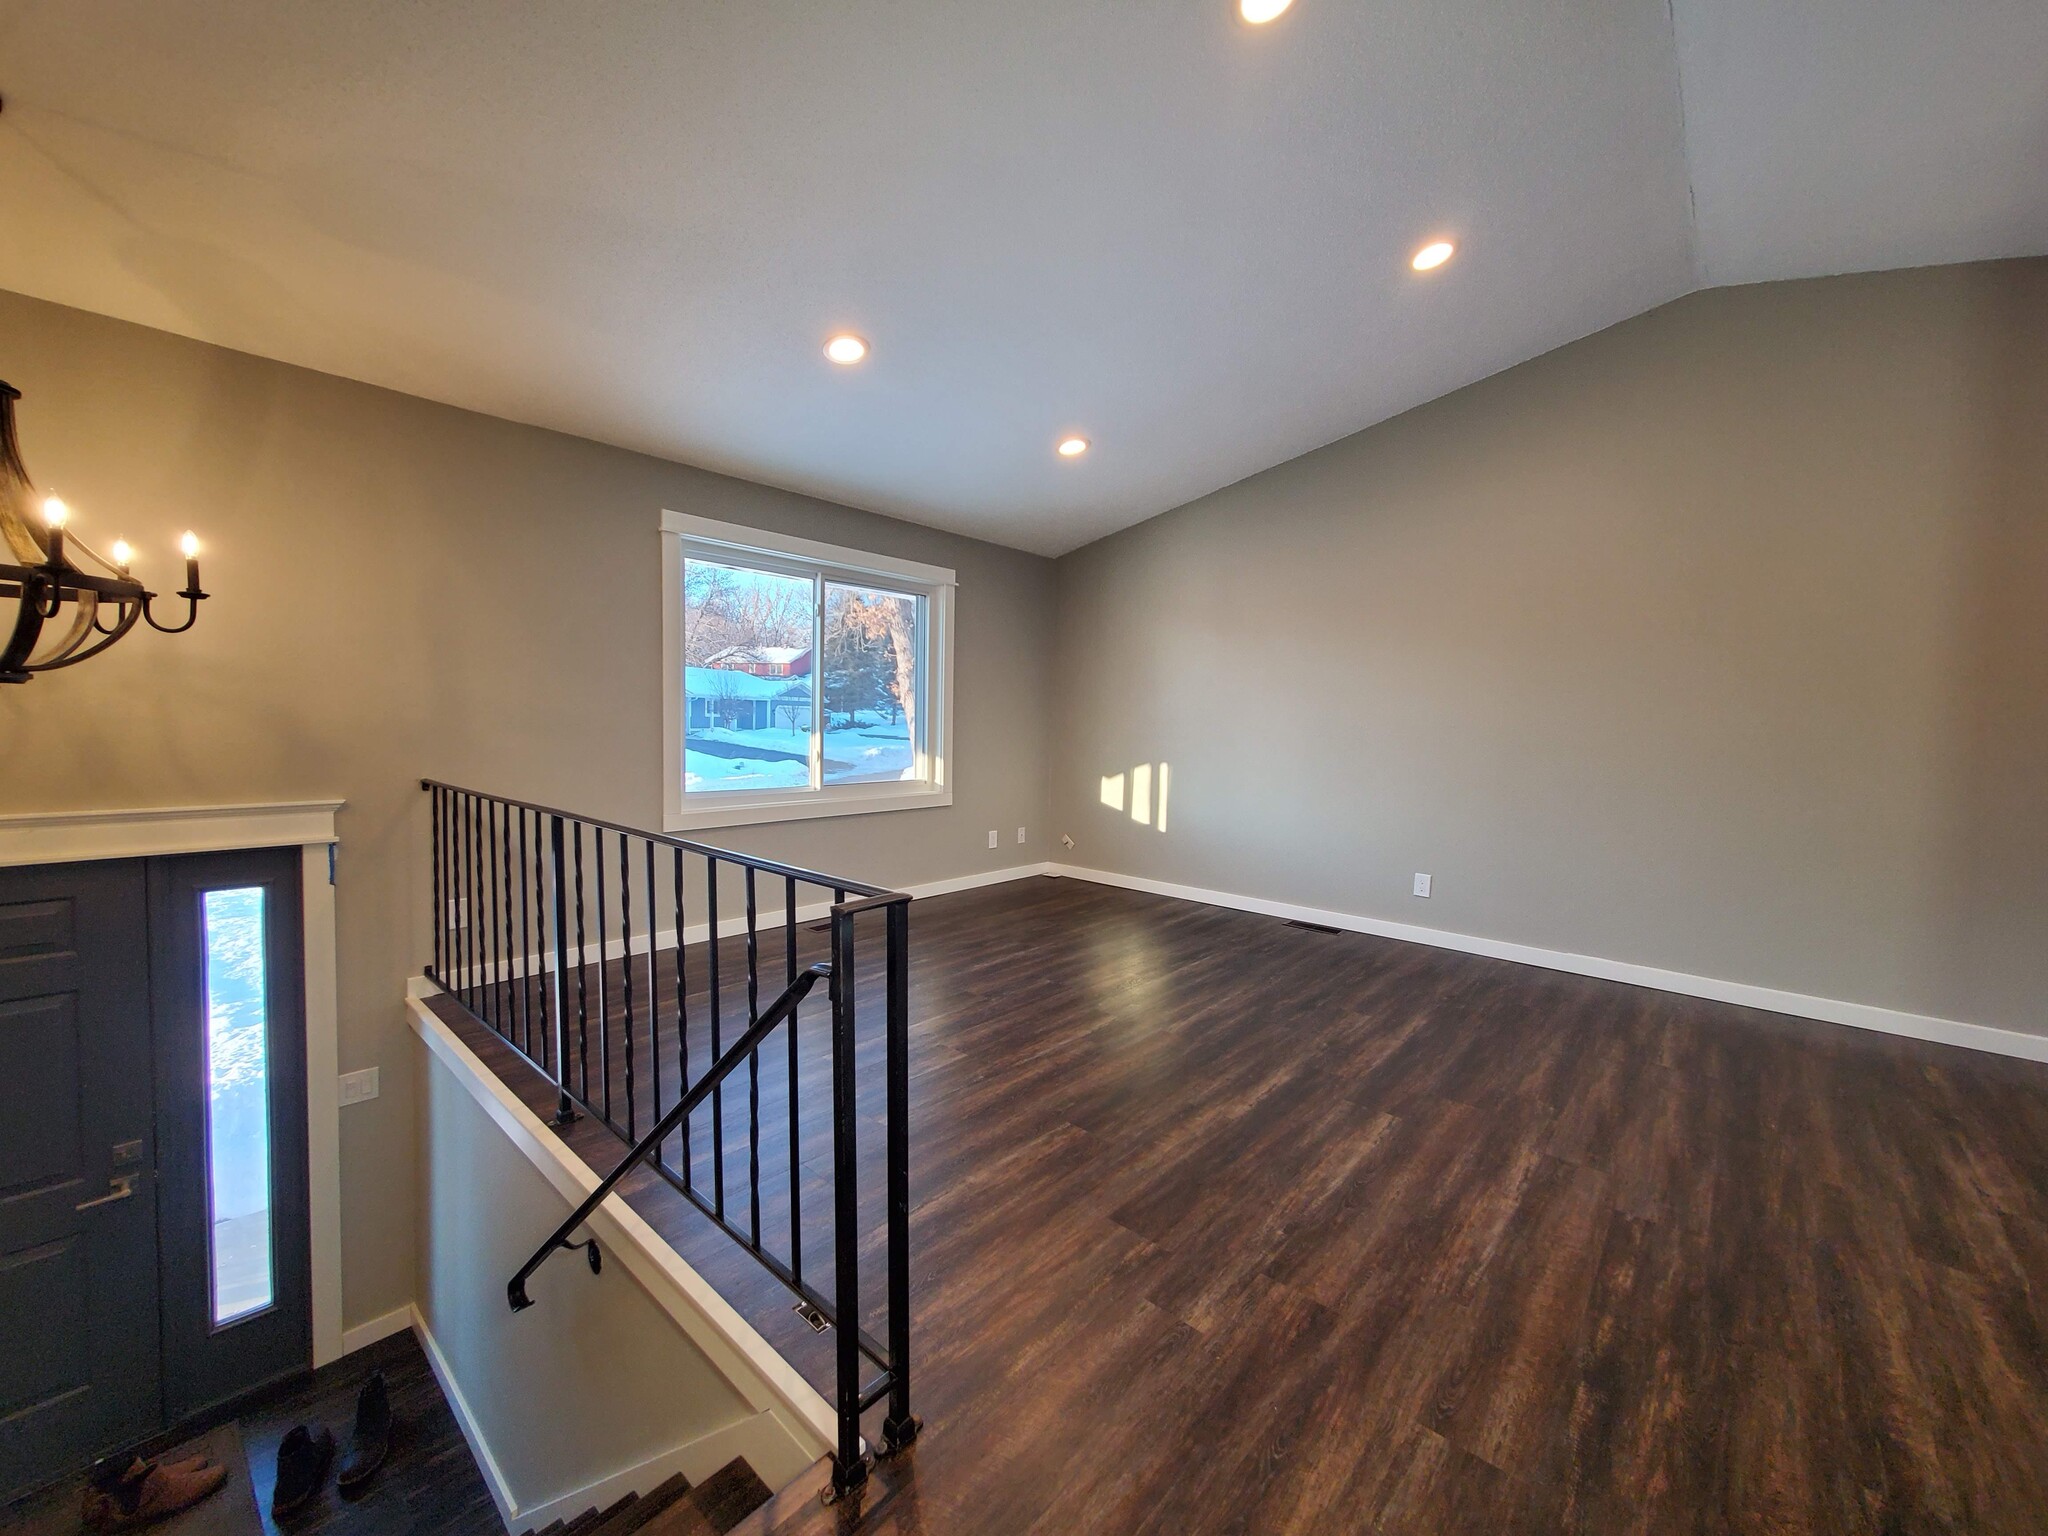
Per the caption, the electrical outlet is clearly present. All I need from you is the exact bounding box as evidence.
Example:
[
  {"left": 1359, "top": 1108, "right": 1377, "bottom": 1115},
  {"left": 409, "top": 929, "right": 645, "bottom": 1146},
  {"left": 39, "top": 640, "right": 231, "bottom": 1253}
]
[
  {"left": 447, "top": 897, "right": 469, "bottom": 929},
  {"left": 338, "top": 1067, "right": 380, "bottom": 1106},
  {"left": 1412, "top": 873, "right": 1432, "bottom": 898},
  {"left": 1016, "top": 827, "right": 1027, "bottom": 844},
  {"left": 987, "top": 830, "right": 999, "bottom": 849}
]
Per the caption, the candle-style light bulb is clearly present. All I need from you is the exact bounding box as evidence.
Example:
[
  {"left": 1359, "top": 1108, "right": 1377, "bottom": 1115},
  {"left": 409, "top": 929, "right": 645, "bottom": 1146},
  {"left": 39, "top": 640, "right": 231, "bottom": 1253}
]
[
  {"left": 180, "top": 531, "right": 199, "bottom": 559},
  {"left": 41, "top": 494, "right": 68, "bottom": 568},
  {"left": 111, "top": 539, "right": 133, "bottom": 570},
  {"left": 180, "top": 531, "right": 201, "bottom": 594}
]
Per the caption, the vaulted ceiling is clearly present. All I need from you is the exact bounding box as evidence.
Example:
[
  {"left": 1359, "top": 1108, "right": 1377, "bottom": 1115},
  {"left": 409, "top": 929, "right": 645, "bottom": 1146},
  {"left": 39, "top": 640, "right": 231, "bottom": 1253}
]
[{"left": 1, "top": 0, "right": 2042, "bottom": 555}]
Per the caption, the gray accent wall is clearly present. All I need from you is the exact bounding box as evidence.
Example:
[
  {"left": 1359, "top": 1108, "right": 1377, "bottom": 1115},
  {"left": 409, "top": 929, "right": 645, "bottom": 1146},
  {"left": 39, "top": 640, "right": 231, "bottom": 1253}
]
[
  {"left": 1051, "top": 260, "right": 2047, "bottom": 1037},
  {"left": 0, "top": 289, "right": 1055, "bottom": 1330}
]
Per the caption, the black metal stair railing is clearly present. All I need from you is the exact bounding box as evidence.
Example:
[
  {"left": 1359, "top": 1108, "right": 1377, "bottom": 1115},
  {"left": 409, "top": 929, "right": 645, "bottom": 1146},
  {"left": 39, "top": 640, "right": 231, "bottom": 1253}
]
[{"left": 419, "top": 780, "right": 918, "bottom": 1499}]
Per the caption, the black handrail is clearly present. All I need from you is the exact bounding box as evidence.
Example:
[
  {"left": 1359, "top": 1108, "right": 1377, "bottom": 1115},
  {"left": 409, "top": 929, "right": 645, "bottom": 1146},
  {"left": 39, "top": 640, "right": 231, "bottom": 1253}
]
[
  {"left": 508, "top": 961, "right": 830, "bottom": 1310},
  {"left": 419, "top": 778, "right": 896, "bottom": 899},
  {"left": 419, "top": 781, "right": 920, "bottom": 1498}
]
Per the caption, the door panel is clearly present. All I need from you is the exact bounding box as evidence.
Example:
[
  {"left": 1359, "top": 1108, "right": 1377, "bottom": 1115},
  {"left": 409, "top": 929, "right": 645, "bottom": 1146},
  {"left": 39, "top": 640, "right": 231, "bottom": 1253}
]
[
  {"left": 0, "top": 864, "right": 161, "bottom": 1501},
  {"left": 0, "top": 993, "right": 85, "bottom": 1194},
  {"left": 152, "top": 849, "right": 311, "bottom": 1421}
]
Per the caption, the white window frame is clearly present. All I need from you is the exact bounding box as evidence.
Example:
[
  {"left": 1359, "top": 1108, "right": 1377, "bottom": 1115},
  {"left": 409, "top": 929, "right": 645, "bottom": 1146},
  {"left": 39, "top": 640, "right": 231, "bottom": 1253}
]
[{"left": 661, "top": 511, "right": 956, "bottom": 831}]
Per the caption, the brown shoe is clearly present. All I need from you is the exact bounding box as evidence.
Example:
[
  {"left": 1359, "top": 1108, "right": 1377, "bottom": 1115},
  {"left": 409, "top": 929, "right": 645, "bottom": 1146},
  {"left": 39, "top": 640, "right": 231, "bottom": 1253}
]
[{"left": 82, "top": 1455, "right": 228, "bottom": 1531}]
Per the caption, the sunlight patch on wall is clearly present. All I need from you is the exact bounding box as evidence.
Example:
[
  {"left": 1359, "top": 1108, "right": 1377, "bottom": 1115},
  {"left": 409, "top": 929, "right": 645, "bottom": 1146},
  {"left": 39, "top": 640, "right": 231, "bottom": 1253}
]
[
  {"left": 1100, "top": 772, "right": 1126, "bottom": 811},
  {"left": 1100, "top": 763, "right": 1171, "bottom": 832}
]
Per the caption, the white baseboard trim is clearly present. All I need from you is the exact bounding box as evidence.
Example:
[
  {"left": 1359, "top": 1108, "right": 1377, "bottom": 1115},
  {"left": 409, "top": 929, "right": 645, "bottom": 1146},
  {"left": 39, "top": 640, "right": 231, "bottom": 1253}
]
[
  {"left": 901, "top": 860, "right": 1052, "bottom": 899},
  {"left": 409, "top": 1304, "right": 520, "bottom": 1530},
  {"left": 1048, "top": 864, "right": 2048, "bottom": 1064},
  {"left": 338, "top": 1305, "right": 414, "bottom": 1358}
]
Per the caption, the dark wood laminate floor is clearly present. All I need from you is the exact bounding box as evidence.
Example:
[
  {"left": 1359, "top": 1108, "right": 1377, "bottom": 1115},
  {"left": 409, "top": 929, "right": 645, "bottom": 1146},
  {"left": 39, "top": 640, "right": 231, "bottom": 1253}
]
[
  {"left": 434, "top": 875, "right": 2048, "bottom": 1535},
  {"left": 242, "top": 1333, "right": 499, "bottom": 1536},
  {"left": 0, "top": 1333, "right": 497, "bottom": 1536}
]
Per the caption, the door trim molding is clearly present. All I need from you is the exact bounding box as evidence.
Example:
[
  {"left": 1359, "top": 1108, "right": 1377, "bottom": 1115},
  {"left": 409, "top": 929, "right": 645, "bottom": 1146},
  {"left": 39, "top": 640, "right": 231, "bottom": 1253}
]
[
  {"left": 0, "top": 801, "right": 348, "bottom": 1367},
  {"left": 0, "top": 801, "right": 342, "bottom": 866}
]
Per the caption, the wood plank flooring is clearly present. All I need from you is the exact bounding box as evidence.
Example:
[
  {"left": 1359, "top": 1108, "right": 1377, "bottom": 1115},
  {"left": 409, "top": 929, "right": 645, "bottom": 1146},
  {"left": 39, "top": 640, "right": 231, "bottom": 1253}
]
[
  {"left": 0, "top": 1332, "right": 498, "bottom": 1536},
  {"left": 432, "top": 875, "right": 2048, "bottom": 1534}
]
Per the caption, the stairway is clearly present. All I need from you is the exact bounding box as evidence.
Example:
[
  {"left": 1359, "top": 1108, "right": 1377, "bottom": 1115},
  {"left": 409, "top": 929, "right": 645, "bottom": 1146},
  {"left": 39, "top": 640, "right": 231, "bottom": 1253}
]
[{"left": 532, "top": 1459, "right": 774, "bottom": 1536}]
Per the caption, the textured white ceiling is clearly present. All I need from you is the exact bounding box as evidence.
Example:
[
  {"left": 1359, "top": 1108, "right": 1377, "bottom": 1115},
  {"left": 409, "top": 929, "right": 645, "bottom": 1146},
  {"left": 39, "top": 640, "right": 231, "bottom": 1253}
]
[
  {"left": 0, "top": 0, "right": 2039, "bottom": 555},
  {"left": 1674, "top": 0, "right": 2048, "bottom": 286}
]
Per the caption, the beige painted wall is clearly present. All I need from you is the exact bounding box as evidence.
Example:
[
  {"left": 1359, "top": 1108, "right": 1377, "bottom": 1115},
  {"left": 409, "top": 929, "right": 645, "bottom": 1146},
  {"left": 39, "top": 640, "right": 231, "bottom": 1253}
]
[
  {"left": 416, "top": 1041, "right": 754, "bottom": 1519},
  {"left": 0, "top": 289, "right": 1055, "bottom": 1327},
  {"left": 1053, "top": 260, "right": 2047, "bottom": 1036}
]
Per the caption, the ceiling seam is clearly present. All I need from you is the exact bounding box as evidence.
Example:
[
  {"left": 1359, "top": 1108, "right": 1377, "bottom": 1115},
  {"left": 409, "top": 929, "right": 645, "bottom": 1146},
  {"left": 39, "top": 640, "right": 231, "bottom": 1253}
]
[{"left": 1664, "top": 0, "right": 1707, "bottom": 289}]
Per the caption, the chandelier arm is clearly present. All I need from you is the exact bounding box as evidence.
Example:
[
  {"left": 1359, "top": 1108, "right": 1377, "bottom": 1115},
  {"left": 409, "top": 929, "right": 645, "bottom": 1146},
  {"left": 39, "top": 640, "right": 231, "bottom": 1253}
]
[
  {"left": 92, "top": 595, "right": 133, "bottom": 635},
  {"left": 140, "top": 589, "right": 206, "bottom": 635}
]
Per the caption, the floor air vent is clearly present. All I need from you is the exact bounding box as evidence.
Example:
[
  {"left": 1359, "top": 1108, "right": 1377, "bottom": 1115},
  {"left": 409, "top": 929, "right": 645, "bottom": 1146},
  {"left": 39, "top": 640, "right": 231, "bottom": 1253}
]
[{"left": 1282, "top": 919, "right": 1341, "bottom": 935}]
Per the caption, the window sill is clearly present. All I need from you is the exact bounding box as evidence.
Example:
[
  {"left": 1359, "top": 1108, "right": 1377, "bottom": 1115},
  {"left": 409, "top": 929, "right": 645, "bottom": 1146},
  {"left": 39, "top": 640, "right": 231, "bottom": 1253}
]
[{"left": 667, "top": 783, "right": 954, "bottom": 832}]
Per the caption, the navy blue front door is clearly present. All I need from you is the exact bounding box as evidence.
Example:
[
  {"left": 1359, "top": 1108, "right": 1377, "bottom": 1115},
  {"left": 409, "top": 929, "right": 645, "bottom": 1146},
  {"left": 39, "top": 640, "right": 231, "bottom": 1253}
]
[
  {"left": 0, "top": 860, "right": 161, "bottom": 1500},
  {"left": 0, "top": 849, "right": 313, "bottom": 1499}
]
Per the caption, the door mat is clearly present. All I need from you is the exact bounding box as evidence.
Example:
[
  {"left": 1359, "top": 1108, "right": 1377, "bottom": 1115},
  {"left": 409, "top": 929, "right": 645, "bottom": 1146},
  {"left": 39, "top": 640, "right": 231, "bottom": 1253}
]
[{"left": 0, "top": 1423, "right": 262, "bottom": 1536}]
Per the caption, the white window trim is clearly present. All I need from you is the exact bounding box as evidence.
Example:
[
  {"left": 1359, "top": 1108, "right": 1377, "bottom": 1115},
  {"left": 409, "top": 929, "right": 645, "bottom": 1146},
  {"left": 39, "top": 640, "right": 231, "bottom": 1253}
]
[{"left": 661, "top": 511, "right": 956, "bottom": 832}]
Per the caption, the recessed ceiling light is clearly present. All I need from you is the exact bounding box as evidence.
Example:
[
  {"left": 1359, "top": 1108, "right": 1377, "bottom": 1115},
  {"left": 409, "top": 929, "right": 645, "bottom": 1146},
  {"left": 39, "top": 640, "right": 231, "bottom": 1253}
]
[
  {"left": 1057, "top": 437, "right": 1090, "bottom": 458},
  {"left": 1411, "top": 240, "right": 1455, "bottom": 272},
  {"left": 1240, "top": 0, "right": 1293, "bottom": 22},
  {"left": 824, "top": 333, "right": 868, "bottom": 365}
]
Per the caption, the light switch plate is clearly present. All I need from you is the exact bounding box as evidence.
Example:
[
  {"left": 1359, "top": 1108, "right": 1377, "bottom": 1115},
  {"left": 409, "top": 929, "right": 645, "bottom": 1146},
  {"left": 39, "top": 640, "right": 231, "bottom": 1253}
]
[{"left": 339, "top": 1067, "right": 380, "bottom": 1107}]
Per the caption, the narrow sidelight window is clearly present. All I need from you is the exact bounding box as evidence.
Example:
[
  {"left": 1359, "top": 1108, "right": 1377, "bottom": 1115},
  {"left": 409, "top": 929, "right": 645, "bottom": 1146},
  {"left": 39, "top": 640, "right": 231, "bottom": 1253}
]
[{"left": 201, "top": 886, "right": 275, "bottom": 1325}]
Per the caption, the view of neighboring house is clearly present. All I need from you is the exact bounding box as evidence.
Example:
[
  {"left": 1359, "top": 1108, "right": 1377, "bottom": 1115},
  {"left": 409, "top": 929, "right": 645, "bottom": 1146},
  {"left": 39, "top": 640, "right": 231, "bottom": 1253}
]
[
  {"left": 701, "top": 645, "right": 812, "bottom": 679},
  {"left": 684, "top": 663, "right": 811, "bottom": 732},
  {"left": 682, "top": 565, "right": 920, "bottom": 795}
]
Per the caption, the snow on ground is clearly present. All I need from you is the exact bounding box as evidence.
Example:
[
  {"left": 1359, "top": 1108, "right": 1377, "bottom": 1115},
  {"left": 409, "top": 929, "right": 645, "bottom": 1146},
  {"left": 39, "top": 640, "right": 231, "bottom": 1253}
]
[{"left": 684, "top": 715, "right": 914, "bottom": 794}]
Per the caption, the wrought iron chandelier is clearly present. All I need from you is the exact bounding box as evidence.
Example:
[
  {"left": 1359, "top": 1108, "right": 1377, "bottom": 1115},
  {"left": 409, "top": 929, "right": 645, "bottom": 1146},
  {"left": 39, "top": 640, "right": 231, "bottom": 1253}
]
[{"left": 1, "top": 380, "right": 207, "bottom": 683}]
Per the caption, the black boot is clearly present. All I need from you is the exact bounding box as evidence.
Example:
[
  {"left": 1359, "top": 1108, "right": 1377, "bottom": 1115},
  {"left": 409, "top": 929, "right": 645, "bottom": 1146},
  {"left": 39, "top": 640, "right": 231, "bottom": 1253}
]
[
  {"left": 272, "top": 1424, "right": 335, "bottom": 1516},
  {"left": 337, "top": 1371, "right": 392, "bottom": 1491}
]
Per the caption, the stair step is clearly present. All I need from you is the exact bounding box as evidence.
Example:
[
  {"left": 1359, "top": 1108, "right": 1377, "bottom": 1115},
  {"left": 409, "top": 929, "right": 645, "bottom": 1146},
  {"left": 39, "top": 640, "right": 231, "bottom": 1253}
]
[
  {"left": 634, "top": 1493, "right": 719, "bottom": 1536},
  {"left": 721, "top": 1457, "right": 832, "bottom": 1536},
  {"left": 561, "top": 1493, "right": 638, "bottom": 1536},
  {"left": 688, "top": 1459, "right": 775, "bottom": 1534},
  {"left": 587, "top": 1473, "right": 694, "bottom": 1536}
]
